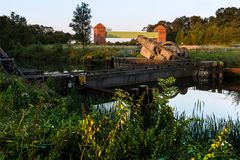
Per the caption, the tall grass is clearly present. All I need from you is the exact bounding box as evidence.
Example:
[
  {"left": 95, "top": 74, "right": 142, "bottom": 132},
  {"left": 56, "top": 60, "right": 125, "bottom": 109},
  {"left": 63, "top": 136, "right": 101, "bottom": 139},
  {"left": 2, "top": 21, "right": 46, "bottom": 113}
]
[
  {"left": 0, "top": 75, "right": 240, "bottom": 159},
  {"left": 8, "top": 44, "right": 139, "bottom": 71},
  {"left": 189, "top": 47, "right": 240, "bottom": 67}
]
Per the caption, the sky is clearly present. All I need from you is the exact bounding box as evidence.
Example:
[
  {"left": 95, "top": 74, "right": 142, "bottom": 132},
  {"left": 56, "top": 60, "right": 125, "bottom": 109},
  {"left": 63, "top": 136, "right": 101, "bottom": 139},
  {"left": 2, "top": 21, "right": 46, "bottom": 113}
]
[{"left": 1, "top": 0, "right": 240, "bottom": 33}]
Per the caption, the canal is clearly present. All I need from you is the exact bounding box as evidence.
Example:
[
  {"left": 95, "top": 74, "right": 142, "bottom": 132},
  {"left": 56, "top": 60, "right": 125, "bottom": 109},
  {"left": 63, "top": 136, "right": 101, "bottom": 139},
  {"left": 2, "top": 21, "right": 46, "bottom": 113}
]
[
  {"left": 102, "top": 77, "right": 240, "bottom": 119},
  {"left": 169, "top": 86, "right": 240, "bottom": 119}
]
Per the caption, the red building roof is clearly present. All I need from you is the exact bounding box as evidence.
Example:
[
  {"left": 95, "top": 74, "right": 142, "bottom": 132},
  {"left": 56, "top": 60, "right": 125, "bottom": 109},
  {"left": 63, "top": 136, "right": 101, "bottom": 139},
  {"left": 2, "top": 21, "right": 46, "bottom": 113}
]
[
  {"left": 94, "top": 23, "right": 106, "bottom": 29},
  {"left": 154, "top": 25, "right": 166, "bottom": 31}
]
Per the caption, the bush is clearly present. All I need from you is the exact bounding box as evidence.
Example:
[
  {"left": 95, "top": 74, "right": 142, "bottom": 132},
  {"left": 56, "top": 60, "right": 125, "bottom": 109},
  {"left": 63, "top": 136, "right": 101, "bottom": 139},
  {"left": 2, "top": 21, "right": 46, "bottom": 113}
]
[{"left": 0, "top": 75, "right": 239, "bottom": 159}]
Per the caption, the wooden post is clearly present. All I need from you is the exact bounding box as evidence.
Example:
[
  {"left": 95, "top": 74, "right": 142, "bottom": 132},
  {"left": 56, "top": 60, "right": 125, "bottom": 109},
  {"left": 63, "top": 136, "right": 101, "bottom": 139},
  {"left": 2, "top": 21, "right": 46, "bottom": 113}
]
[
  {"left": 105, "top": 56, "right": 114, "bottom": 69},
  {"left": 139, "top": 85, "right": 150, "bottom": 130},
  {"left": 86, "top": 55, "right": 93, "bottom": 70},
  {"left": 129, "top": 88, "right": 140, "bottom": 101}
]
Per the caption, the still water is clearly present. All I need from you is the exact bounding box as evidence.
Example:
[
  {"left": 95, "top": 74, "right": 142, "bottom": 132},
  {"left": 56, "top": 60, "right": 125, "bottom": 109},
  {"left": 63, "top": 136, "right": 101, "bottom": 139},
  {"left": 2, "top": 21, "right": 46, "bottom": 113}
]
[
  {"left": 169, "top": 87, "right": 240, "bottom": 119},
  {"left": 105, "top": 78, "right": 240, "bottom": 119}
]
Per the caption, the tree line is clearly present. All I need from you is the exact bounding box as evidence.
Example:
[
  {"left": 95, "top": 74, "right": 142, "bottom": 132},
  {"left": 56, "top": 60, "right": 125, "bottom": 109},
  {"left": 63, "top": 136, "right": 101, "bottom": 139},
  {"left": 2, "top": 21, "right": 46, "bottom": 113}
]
[
  {"left": 0, "top": 2, "right": 92, "bottom": 51},
  {"left": 1, "top": 6, "right": 239, "bottom": 51},
  {"left": 0, "top": 12, "right": 72, "bottom": 51},
  {"left": 143, "top": 7, "right": 240, "bottom": 45}
]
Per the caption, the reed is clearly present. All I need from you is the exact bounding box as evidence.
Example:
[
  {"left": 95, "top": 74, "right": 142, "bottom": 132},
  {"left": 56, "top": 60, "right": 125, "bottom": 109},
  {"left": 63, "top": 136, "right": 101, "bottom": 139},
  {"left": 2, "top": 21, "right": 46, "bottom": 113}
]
[{"left": 0, "top": 75, "right": 239, "bottom": 159}]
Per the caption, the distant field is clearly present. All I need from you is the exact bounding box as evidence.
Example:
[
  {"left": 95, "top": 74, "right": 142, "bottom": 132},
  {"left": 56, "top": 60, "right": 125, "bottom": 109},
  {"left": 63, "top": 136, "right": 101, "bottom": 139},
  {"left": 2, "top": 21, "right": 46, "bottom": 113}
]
[{"left": 107, "top": 31, "right": 158, "bottom": 38}]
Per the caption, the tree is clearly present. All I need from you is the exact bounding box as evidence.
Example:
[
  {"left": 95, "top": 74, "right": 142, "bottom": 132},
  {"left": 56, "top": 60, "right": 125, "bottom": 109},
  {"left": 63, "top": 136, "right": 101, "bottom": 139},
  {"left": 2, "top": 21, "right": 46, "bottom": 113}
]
[
  {"left": 10, "top": 12, "right": 27, "bottom": 26},
  {"left": 69, "top": 2, "right": 92, "bottom": 50},
  {"left": 0, "top": 12, "right": 29, "bottom": 50}
]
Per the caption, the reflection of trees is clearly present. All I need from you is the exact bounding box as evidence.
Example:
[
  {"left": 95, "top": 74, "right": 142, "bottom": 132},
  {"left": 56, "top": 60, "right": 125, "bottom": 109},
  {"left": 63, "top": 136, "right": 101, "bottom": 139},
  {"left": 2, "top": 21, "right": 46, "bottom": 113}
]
[{"left": 227, "top": 91, "right": 240, "bottom": 106}]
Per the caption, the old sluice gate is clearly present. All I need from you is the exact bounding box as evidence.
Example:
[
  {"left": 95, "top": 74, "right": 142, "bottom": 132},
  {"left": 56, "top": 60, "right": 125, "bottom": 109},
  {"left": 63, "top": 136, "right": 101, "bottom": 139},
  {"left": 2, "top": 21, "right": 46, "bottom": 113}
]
[
  {"left": 79, "top": 58, "right": 223, "bottom": 88},
  {"left": 77, "top": 35, "right": 223, "bottom": 89},
  {"left": 0, "top": 47, "right": 223, "bottom": 94}
]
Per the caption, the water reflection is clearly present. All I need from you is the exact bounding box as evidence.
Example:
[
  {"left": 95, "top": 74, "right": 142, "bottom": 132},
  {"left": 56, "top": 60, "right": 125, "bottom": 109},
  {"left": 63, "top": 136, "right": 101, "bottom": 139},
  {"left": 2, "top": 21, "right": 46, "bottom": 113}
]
[
  {"left": 169, "top": 87, "right": 240, "bottom": 119},
  {"left": 112, "top": 78, "right": 240, "bottom": 119},
  {"left": 227, "top": 91, "right": 240, "bottom": 106},
  {"left": 91, "top": 77, "right": 240, "bottom": 119}
]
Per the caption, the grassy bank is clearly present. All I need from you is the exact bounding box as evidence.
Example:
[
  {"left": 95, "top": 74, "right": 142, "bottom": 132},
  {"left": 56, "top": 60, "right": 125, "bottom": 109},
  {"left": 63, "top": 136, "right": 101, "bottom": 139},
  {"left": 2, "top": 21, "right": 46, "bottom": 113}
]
[
  {"left": 6, "top": 44, "right": 240, "bottom": 71},
  {"left": 8, "top": 44, "right": 139, "bottom": 71},
  {"left": 189, "top": 47, "right": 240, "bottom": 68},
  {"left": 0, "top": 74, "right": 240, "bottom": 159}
]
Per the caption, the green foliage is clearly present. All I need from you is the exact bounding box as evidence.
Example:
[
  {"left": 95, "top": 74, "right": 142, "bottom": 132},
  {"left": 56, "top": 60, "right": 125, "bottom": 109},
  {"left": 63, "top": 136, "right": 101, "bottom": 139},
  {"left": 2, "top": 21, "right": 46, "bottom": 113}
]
[
  {"left": 69, "top": 2, "right": 92, "bottom": 50},
  {"left": 0, "top": 75, "right": 240, "bottom": 159},
  {"left": 189, "top": 48, "right": 240, "bottom": 67},
  {"left": 145, "top": 7, "right": 240, "bottom": 45},
  {"left": 8, "top": 44, "right": 69, "bottom": 71},
  {"left": 203, "top": 128, "right": 233, "bottom": 159},
  {"left": 8, "top": 44, "right": 139, "bottom": 71},
  {"left": 0, "top": 12, "right": 72, "bottom": 51}
]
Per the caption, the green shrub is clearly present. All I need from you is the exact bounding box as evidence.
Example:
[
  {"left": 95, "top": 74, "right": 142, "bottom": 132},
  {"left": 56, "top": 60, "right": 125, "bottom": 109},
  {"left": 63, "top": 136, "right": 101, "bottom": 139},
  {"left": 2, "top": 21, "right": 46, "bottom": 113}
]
[{"left": 0, "top": 75, "right": 239, "bottom": 159}]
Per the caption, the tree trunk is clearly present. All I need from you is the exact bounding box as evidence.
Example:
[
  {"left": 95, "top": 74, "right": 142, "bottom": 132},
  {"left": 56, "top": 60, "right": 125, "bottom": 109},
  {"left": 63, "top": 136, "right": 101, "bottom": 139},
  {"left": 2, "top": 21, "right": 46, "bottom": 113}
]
[{"left": 82, "top": 41, "right": 85, "bottom": 50}]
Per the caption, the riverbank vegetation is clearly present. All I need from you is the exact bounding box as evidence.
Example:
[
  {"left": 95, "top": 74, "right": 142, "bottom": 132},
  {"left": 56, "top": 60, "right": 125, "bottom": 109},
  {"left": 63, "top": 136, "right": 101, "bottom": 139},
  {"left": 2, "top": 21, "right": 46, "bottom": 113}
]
[
  {"left": 189, "top": 47, "right": 240, "bottom": 67},
  {"left": 0, "top": 74, "right": 240, "bottom": 159},
  {"left": 1, "top": 7, "right": 240, "bottom": 71},
  {"left": 1, "top": 4, "right": 240, "bottom": 160},
  {"left": 7, "top": 44, "right": 240, "bottom": 70},
  {"left": 7, "top": 44, "right": 139, "bottom": 71}
]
